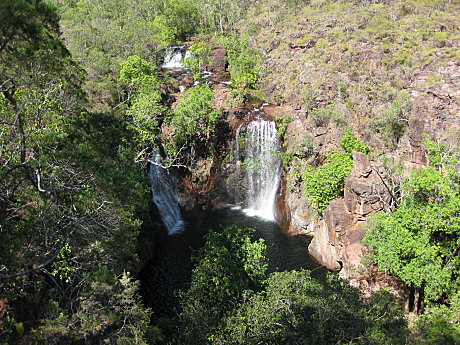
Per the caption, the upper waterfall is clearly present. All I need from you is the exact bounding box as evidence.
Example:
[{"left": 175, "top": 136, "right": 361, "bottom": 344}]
[
  {"left": 243, "top": 119, "right": 282, "bottom": 221},
  {"left": 162, "top": 46, "right": 191, "bottom": 69},
  {"left": 149, "top": 152, "right": 184, "bottom": 235}
]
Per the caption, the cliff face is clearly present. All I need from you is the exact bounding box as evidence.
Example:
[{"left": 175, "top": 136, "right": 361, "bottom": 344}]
[{"left": 236, "top": 0, "right": 460, "bottom": 280}]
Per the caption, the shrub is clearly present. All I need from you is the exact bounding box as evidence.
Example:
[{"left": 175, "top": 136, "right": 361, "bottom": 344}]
[
  {"left": 374, "top": 98, "right": 409, "bottom": 148},
  {"left": 182, "top": 41, "right": 211, "bottom": 80},
  {"left": 294, "top": 134, "right": 316, "bottom": 159},
  {"left": 303, "top": 151, "right": 353, "bottom": 212},
  {"left": 303, "top": 131, "right": 369, "bottom": 212},
  {"left": 309, "top": 106, "right": 335, "bottom": 127},
  {"left": 220, "top": 34, "right": 265, "bottom": 91},
  {"left": 167, "top": 83, "right": 219, "bottom": 161},
  {"left": 340, "top": 128, "right": 370, "bottom": 155}
]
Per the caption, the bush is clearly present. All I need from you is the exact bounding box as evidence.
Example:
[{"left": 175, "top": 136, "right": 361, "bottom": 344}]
[
  {"left": 176, "top": 225, "right": 267, "bottom": 344},
  {"left": 167, "top": 83, "right": 220, "bottom": 161},
  {"left": 220, "top": 34, "right": 265, "bottom": 91},
  {"left": 303, "top": 151, "right": 354, "bottom": 212},
  {"left": 182, "top": 41, "right": 211, "bottom": 80},
  {"left": 294, "top": 134, "right": 316, "bottom": 159},
  {"left": 309, "top": 106, "right": 335, "bottom": 127},
  {"left": 373, "top": 98, "right": 409, "bottom": 148},
  {"left": 340, "top": 128, "right": 370, "bottom": 155},
  {"left": 303, "top": 131, "right": 369, "bottom": 212}
]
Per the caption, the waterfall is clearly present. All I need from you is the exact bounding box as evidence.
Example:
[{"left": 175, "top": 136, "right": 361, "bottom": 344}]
[
  {"left": 243, "top": 120, "right": 282, "bottom": 221},
  {"left": 149, "top": 152, "right": 184, "bottom": 235},
  {"left": 162, "top": 46, "right": 185, "bottom": 69}
]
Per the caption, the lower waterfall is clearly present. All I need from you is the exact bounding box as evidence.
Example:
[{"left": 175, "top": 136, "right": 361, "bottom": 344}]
[
  {"left": 149, "top": 152, "right": 184, "bottom": 235},
  {"left": 243, "top": 119, "right": 282, "bottom": 221}
]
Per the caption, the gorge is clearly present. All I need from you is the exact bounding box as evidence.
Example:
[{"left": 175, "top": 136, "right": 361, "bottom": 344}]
[{"left": 1, "top": 0, "right": 459, "bottom": 344}]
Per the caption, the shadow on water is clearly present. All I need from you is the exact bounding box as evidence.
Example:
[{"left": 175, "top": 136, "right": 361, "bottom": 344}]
[{"left": 140, "top": 206, "right": 328, "bottom": 318}]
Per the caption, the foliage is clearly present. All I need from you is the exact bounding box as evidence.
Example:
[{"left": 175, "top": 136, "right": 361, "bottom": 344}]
[
  {"left": 293, "top": 133, "right": 316, "bottom": 159},
  {"left": 412, "top": 292, "right": 460, "bottom": 344},
  {"left": 303, "top": 151, "right": 353, "bottom": 212},
  {"left": 275, "top": 114, "right": 292, "bottom": 139},
  {"left": 211, "top": 272, "right": 408, "bottom": 345},
  {"left": 309, "top": 106, "right": 335, "bottom": 127},
  {"left": 242, "top": 157, "right": 262, "bottom": 173},
  {"left": 364, "top": 143, "right": 460, "bottom": 308},
  {"left": 119, "top": 55, "right": 165, "bottom": 161},
  {"left": 167, "top": 83, "right": 220, "bottom": 163},
  {"left": 55, "top": 0, "right": 179, "bottom": 107},
  {"left": 37, "top": 271, "right": 152, "bottom": 345},
  {"left": 0, "top": 3, "right": 152, "bottom": 344},
  {"left": 220, "top": 34, "right": 264, "bottom": 96},
  {"left": 183, "top": 41, "right": 212, "bottom": 80},
  {"left": 302, "top": 130, "right": 369, "bottom": 212},
  {"left": 174, "top": 224, "right": 408, "bottom": 345},
  {"left": 176, "top": 225, "right": 267, "bottom": 344},
  {"left": 340, "top": 128, "right": 370, "bottom": 156},
  {"left": 373, "top": 98, "right": 410, "bottom": 149}
]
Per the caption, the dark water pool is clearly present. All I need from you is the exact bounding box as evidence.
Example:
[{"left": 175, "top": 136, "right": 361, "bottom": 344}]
[{"left": 140, "top": 206, "right": 326, "bottom": 318}]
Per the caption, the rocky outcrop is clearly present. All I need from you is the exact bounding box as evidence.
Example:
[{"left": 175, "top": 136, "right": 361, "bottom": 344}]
[
  {"left": 307, "top": 152, "right": 390, "bottom": 277},
  {"left": 205, "top": 46, "right": 229, "bottom": 82}
]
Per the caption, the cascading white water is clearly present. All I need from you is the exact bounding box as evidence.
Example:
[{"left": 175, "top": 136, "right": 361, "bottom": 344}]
[
  {"left": 243, "top": 120, "right": 282, "bottom": 221},
  {"left": 162, "top": 46, "right": 185, "bottom": 69},
  {"left": 149, "top": 152, "right": 184, "bottom": 235}
]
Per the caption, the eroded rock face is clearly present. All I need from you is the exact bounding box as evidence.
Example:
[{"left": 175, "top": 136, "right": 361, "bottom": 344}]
[
  {"left": 307, "top": 152, "right": 390, "bottom": 277},
  {"left": 308, "top": 199, "right": 350, "bottom": 271},
  {"left": 344, "top": 152, "right": 390, "bottom": 223}
]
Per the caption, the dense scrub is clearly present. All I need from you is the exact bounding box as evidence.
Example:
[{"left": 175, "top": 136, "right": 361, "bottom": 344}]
[{"left": 168, "top": 226, "right": 409, "bottom": 345}]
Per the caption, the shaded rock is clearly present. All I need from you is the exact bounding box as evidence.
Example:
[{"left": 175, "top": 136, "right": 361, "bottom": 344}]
[
  {"left": 344, "top": 152, "right": 390, "bottom": 222},
  {"left": 308, "top": 199, "right": 349, "bottom": 271},
  {"left": 307, "top": 152, "right": 390, "bottom": 275}
]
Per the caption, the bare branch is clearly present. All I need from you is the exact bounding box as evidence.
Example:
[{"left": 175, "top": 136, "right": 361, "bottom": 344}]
[{"left": 0, "top": 244, "right": 64, "bottom": 280}]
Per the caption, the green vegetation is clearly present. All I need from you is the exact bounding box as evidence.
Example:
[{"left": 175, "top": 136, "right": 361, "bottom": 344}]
[
  {"left": 340, "top": 128, "right": 370, "bottom": 156},
  {"left": 175, "top": 225, "right": 267, "bottom": 344},
  {"left": 364, "top": 141, "right": 460, "bottom": 342},
  {"left": 303, "top": 131, "right": 369, "bottom": 212},
  {"left": 275, "top": 114, "right": 292, "bottom": 140},
  {"left": 303, "top": 151, "right": 353, "bottom": 212},
  {"left": 220, "top": 34, "right": 265, "bottom": 103},
  {"left": 242, "top": 157, "right": 262, "bottom": 173},
  {"left": 119, "top": 55, "right": 165, "bottom": 160},
  {"left": 0, "top": 1, "right": 154, "bottom": 343},
  {"left": 167, "top": 83, "right": 220, "bottom": 164},
  {"left": 373, "top": 98, "right": 410, "bottom": 149},
  {"left": 2, "top": 0, "right": 459, "bottom": 344},
  {"left": 53, "top": 0, "right": 251, "bottom": 109},
  {"left": 183, "top": 41, "right": 212, "bottom": 80},
  {"left": 171, "top": 226, "right": 408, "bottom": 345}
]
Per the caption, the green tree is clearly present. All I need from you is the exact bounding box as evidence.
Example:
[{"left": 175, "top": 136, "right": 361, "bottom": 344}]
[
  {"left": 166, "top": 83, "right": 220, "bottom": 165},
  {"left": 212, "top": 271, "right": 407, "bottom": 345},
  {"left": 176, "top": 225, "right": 267, "bottom": 344},
  {"left": 0, "top": 2, "right": 152, "bottom": 344},
  {"left": 364, "top": 142, "right": 460, "bottom": 310},
  {"left": 302, "top": 131, "right": 369, "bottom": 212},
  {"left": 220, "top": 34, "right": 264, "bottom": 103},
  {"left": 183, "top": 41, "right": 212, "bottom": 80},
  {"left": 55, "top": 0, "right": 178, "bottom": 108},
  {"left": 119, "top": 55, "right": 165, "bottom": 163}
]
